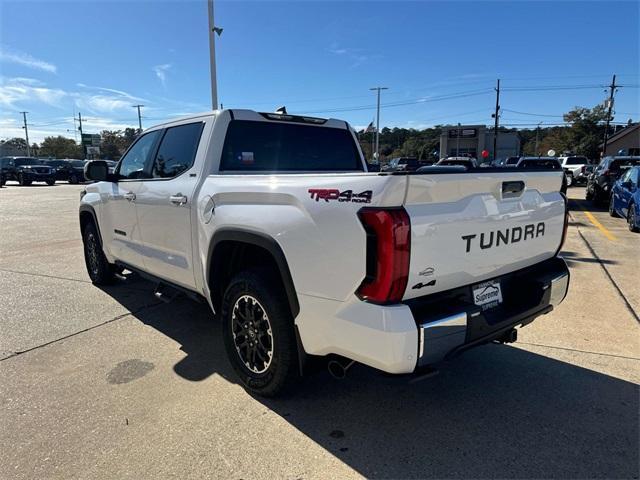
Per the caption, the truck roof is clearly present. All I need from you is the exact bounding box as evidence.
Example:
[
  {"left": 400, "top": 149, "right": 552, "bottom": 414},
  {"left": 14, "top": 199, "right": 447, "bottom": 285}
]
[{"left": 149, "top": 109, "right": 349, "bottom": 131}]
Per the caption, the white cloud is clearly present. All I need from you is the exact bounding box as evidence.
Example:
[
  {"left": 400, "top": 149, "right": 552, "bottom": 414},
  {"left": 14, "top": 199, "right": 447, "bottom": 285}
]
[
  {"left": 0, "top": 46, "right": 57, "bottom": 73},
  {"left": 153, "top": 64, "right": 172, "bottom": 88},
  {"left": 0, "top": 78, "right": 67, "bottom": 108}
]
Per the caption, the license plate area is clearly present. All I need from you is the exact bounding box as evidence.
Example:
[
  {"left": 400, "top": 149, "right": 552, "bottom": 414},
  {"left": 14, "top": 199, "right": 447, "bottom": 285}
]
[{"left": 472, "top": 280, "right": 503, "bottom": 311}]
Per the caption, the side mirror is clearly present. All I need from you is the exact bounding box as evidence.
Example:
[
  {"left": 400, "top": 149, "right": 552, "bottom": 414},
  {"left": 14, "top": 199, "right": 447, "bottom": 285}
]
[{"left": 84, "top": 160, "right": 110, "bottom": 182}]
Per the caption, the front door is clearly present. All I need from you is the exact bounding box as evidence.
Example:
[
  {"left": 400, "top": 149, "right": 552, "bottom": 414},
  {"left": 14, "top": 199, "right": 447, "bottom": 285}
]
[
  {"left": 134, "top": 121, "right": 206, "bottom": 289},
  {"left": 102, "top": 130, "right": 163, "bottom": 269}
]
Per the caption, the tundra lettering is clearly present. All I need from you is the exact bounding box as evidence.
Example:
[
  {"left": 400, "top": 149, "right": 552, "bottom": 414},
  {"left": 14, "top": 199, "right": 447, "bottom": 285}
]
[{"left": 462, "top": 222, "right": 546, "bottom": 253}]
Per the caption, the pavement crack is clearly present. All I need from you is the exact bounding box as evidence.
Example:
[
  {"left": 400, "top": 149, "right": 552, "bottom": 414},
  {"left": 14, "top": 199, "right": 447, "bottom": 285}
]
[
  {"left": 574, "top": 222, "right": 639, "bottom": 324},
  {"left": 516, "top": 341, "right": 640, "bottom": 361},
  {"left": 0, "top": 301, "right": 163, "bottom": 363}
]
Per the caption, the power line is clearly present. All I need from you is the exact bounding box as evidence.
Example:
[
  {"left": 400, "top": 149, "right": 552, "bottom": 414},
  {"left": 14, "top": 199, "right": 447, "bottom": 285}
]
[{"left": 501, "top": 109, "right": 564, "bottom": 118}]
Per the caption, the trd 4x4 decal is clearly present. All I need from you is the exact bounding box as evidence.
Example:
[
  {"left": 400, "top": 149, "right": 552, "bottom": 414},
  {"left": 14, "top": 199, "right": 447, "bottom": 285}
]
[{"left": 308, "top": 189, "right": 372, "bottom": 204}]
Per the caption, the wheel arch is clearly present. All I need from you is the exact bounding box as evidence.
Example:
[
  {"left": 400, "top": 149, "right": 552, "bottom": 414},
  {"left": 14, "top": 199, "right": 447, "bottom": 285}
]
[
  {"left": 206, "top": 228, "right": 300, "bottom": 319},
  {"left": 79, "top": 204, "right": 103, "bottom": 246}
]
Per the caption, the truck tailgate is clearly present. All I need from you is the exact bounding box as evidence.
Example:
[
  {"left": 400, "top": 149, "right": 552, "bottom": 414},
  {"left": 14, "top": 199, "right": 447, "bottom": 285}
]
[{"left": 403, "top": 171, "right": 565, "bottom": 300}]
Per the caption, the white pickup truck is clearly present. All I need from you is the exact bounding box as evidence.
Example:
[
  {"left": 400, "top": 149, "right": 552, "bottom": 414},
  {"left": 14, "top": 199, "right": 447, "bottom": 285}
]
[{"left": 80, "top": 109, "right": 570, "bottom": 396}]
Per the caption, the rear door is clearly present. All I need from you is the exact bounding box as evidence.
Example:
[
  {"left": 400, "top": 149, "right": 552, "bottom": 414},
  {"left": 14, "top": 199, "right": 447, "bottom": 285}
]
[
  {"left": 134, "top": 120, "right": 207, "bottom": 289},
  {"left": 402, "top": 171, "right": 565, "bottom": 300},
  {"left": 101, "top": 130, "right": 162, "bottom": 269}
]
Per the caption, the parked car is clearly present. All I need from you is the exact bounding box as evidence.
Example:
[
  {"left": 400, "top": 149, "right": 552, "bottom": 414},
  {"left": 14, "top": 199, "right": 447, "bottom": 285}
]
[
  {"left": 0, "top": 157, "right": 15, "bottom": 184},
  {"left": 79, "top": 108, "right": 569, "bottom": 396},
  {"left": 0, "top": 156, "right": 56, "bottom": 185},
  {"left": 46, "top": 159, "right": 87, "bottom": 184},
  {"left": 387, "top": 157, "right": 421, "bottom": 171},
  {"left": 559, "top": 156, "right": 590, "bottom": 186},
  {"left": 494, "top": 156, "right": 520, "bottom": 167},
  {"left": 517, "top": 157, "right": 566, "bottom": 193},
  {"left": 586, "top": 156, "right": 640, "bottom": 204},
  {"left": 574, "top": 164, "right": 594, "bottom": 185},
  {"left": 436, "top": 156, "right": 478, "bottom": 168},
  {"left": 609, "top": 166, "right": 640, "bottom": 232}
]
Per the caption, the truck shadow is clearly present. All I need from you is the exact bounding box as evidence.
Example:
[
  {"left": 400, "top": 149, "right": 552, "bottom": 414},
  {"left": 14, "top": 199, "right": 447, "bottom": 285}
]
[{"left": 100, "top": 275, "right": 639, "bottom": 479}]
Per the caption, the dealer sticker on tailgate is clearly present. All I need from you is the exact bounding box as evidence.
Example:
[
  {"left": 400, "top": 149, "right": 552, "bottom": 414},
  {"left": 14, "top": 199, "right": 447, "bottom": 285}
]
[{"left": 472, "top": 280, "right": 503, "bottom": 310}]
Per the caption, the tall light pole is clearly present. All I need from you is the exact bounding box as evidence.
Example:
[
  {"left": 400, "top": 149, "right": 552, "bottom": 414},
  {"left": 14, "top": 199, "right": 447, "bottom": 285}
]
[
  {"left": 492, "top": 79, "right": 500, "bottom": 160},
  {"left": 369, "top": 86, "right": 388, "bottom": 162},
  {"left": 456, "top": 122, "right": 461, "bottom": 157},
  {"left": 133, "top": 104, "right": 144, "bottom": 132},
  {"left": 208, "top": 0, "right": 223, "bottom": 110},
  {"left": 20, "top": 112, "right": 30, "bottom": 156}
]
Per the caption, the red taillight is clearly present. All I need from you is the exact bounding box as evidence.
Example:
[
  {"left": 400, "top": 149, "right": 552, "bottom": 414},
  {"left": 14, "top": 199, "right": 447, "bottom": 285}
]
[{"left": 356, "top": 208, "right": 411, "bottom": 304}]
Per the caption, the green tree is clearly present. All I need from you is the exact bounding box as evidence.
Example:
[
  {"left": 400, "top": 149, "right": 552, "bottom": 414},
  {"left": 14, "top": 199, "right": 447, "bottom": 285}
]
[{"left": 39, "top": 136, "right": 83, "bottom": 159}]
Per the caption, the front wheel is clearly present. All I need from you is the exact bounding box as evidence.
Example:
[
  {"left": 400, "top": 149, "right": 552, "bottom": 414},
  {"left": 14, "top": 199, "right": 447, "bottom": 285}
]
[
  {"left": 46, "top": 179, "right": 55, "bottom": 186},
  {"left": 609, "top": 195, "right": 619, "bottom": 217},
  {"left": 82, "top": 222, "right": 116, "bottom": 285},
  {"left": 629, "top": 204, "right": 640, "bottom": 233},
  {"left": 69, "top": 174, "right": 78, "bottom": 184},
  {"left": 221, "top": 269, "right": 299, "bottom": 397},
  {"left": 18, "top": 174, "right": 31, "bottom": 186}
]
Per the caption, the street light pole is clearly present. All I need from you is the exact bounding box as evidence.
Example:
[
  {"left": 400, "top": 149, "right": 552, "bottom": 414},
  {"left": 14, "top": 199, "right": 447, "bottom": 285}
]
[
  {"left": 370, "top": 86, "right": 388, "bottom": 162},
  {"left": 20, "top": 111, "right": 30, "bottom": 156},
  {"left": 456, "top": 122, "right": 461, "bottom": 157},
  {"left": 133, "top": 105, "right": 144, "bottom": 132},
  {"left": 208, "top": 0, "right": 219, "bottom": 110}
]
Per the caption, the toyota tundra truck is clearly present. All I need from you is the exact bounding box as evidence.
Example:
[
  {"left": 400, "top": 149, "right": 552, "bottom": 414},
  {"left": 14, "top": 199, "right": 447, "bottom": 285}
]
[{"left": 80, "top": 109, "right": 570, "bottom": 396}]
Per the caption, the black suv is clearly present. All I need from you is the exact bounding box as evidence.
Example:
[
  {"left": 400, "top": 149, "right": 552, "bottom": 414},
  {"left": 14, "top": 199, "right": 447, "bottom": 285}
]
[
  {"left": 586, "top": 156, "right": 640, "bottom": 204},
  {"left": 46, "top": 159, "right": 86, "bottom": 184},
  {"left": 0, "top": 157, "right": 56, "bottom": 186}
]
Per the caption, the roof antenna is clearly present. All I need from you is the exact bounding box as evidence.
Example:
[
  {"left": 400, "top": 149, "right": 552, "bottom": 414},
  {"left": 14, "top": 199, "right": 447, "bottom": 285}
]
[{"left": 275, "top": 106, "right": 287, "bottom": 114}]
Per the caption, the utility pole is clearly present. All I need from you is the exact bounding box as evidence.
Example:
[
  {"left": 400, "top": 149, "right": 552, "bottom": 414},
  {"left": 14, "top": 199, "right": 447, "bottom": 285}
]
[
  {"left": 207, "top": 0, "right": 223, "bottom": 110},
  {"left": 456, "top": 122, "right": 461, "bottom": 157},
  {"left": 20, "top": 112, "right": 30, "bottom": 156},
  {"left": 370, "top": 86, "right": 388, "bottom": 162},
  {"left": 78, "top": 112, "right": 86, "bottom": 160},
  {"left": 601, "top": 74, "right": 617, "bottom": 158},
  {"left": 535, "top": 121, "right": 543, "bottom": 156},
  {"left": 133, "top": 104, "right": 144, "bottom": 132},
  {"left": 492, "top": 79, "right": 500, "bottom": 161}
]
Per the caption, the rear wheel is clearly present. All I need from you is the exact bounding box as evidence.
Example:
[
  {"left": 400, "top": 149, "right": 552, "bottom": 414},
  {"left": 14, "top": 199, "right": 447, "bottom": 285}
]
[
  {"left": 585, "top": 187, "right": 593, "bottom": 201},
  {"left": 629, "top": 204, "right": 639, "bottom": 233},
  {"left": 82, "top": 222, "right": 116, "bottom": 285},
  {"left": 221, "top": 269, "right": 299, "bottom": 397},
  {"left": 69, "top": 174, "right": 79, "bottom": 184},
  {"left": 46, "top": 179, "right": 55, "bottom": 186}
]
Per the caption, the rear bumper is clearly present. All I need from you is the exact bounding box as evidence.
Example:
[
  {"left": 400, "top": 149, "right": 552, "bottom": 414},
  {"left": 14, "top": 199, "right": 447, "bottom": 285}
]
[
  {"left": 414, "top": 257, "right": 569, "bottom": 367},
  {"left": 296, "top": 256, "right": 569, "bottom": 374}
]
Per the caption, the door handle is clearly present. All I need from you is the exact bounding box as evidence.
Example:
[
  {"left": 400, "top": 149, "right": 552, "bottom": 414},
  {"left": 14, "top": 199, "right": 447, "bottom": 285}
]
[
  {"left": 170, "top": 194, "right": 188, "bottom": 205},
  {"left": 124, "top": 192, "right": 136, "bottom": 202}
]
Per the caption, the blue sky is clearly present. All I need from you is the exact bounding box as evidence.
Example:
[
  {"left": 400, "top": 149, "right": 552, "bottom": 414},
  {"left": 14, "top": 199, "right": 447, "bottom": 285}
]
[{"left": 1, "top": 0, "right": 638, "bottom": 143}]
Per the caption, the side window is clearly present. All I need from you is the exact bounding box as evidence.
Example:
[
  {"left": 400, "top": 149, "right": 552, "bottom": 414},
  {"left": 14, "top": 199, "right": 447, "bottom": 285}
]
[
  {"left": 151, "top": 122, "right": 204, "bottom": 179},
  {"left": 118, "top": 130, "right": 162, "bottom": 179},
  {"left": 631, "top": 169, "right": 639, "bottom": 186}
]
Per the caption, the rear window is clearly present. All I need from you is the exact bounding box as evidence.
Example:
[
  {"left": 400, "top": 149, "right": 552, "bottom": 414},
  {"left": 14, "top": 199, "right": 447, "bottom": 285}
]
[
  {"left": 220, "top": 120, "right": 362, "bottom": 172},
  {"left": 611, "top": 158, "right": 640, "bottom": 171},
  {"left": 565, "top": 157, "right": 587, "bottom": 165},
  {"left": 518, "top": 159, "right": 561, "bottom": 169},
  {"left": 71, "top": 160, "right": 86, "bottom": 168}
]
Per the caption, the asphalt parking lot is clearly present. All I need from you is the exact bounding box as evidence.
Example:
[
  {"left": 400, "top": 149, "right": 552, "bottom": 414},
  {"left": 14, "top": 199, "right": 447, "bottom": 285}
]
[{"left": 1, "top": 182, "right": 638, "bottom": 479}]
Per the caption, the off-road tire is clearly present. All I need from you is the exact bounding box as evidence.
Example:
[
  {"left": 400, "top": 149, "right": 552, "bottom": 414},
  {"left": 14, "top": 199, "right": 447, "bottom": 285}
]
[
  {"left": 221, "top": 268, "right": 299, "bottom": 397},
  {"left": 609, "top": 195, "right": 619, "bottom": 217},
  {"left": 82, "top": 221, "right": 116, "bottom": 285}
]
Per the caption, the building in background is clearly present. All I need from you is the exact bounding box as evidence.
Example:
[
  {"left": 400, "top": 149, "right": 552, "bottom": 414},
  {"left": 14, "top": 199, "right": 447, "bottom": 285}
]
[
  {"left": 439, "top": 125, "right": 520, "bottom": 160},
  {"left": 600, "top": 123, "right": 639, "bottom": 157}
]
